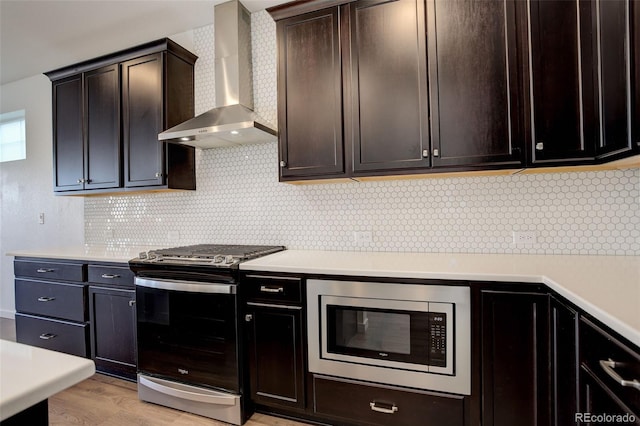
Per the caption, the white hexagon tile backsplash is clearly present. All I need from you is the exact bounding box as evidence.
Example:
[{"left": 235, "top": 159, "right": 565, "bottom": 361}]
[{"left": 84, "top": 11, "right": 640, "bottom": 256}]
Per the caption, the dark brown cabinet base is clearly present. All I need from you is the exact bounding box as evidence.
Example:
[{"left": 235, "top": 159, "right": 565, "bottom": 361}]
[{"left": 313, "top": 375, "right": 465, "bottom": 426}]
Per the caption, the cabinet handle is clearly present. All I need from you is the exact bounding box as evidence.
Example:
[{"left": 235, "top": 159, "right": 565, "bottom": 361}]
[
  {"left": 433, "top": 149, "right": 439, "bottom": 157},
  {"left": 535, "top": 142, "right": 544, "bottom": 151},
  {"left": 260, "top": 286, "right": 284, "bottom": 294},
  {"left": 101, "top": 273, "right": 121, "bottom": 279},
  {"left": 369, "top": 401, "right": 398, "bottom": 414},
  {"left": 422, "top": 149, "right": 429, "bottom": 158},
  {"left": 280, "top": 160, "right": 287, "bottom": 167},
  {"left": 599, "top": 359, "right": 640, "bottom": 391},
  {"left": 128, "top": 300, "right": 136, "bottom": 307},
  {"left": 155, "top": 172, "right": 163, "bottom": 178},
  {"left": 36, "top": 268, "right": 54, "bottom": 273},
  {"left": 39, "top": 333, "right": 57, "bottom": 340},
  {"left": 245, "top": 314, "right": 253, "bottom": 322},
  {"left": 37, "top": 296, "right": 55, "bottom": 302}
]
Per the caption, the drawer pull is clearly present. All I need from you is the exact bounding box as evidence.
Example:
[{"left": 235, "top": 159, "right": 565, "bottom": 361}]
[
  {"left": 260, "top": 286, "right": 284, "bottom": 294},
  {"left": 36, "top": 268, "right": 54, "bottom": 273},
  {"left": 369, "top": 401, "right": 399, "bottom": 414},
  {"left": 37, "top": 296, "right": 56, "bottom": 302},
  {"left": 128, "top": 300, "right": 136, "bottom": 307},
  {"left": 600, "top": 359, "right": 640, "bottom": 391},
  {"left": 101, "top": 273, "right": 121, "bottom": 279},
  {"left": 39, "top": 333, "right": 57, "bottom": 340}
]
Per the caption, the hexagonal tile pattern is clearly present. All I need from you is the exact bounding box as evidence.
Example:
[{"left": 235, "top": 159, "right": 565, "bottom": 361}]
[{"left": 83, "top": 13, "right": 640, "bottom": 256}]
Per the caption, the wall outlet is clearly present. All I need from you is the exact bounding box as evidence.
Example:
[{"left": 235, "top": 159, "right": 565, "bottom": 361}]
[
  {"left": 353, "top": 230, "right": 373, "bottom": 245},
  {"left": 513, "top": 231, "right": 537, "bottom": 245},
  {"left": 38, "top": 212, "right": 45, "bottom": 224}
]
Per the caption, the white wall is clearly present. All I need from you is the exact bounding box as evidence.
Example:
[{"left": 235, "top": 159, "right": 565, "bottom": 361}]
[{"left": 0, "top": 75, "right": 84, "bottom": 318}]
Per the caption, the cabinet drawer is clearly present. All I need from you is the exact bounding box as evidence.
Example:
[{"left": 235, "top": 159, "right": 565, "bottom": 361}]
[
  {"left": 580, "top": 317, "right": 640, "bottom": 417},
  {"left": 313, "top": 375, "right": 465, "bottom": 426},
  {"left": 243, "top": 275, "right": 302, "bottom": 304},
  {"left": 14, "top": 259, "right": 86, "bottom": 282},
  {"left": 88, "top": 264, "right": 134, "bottom": 288},
  {"left": 16, "top": 313, "right": 89, "bottom": 358},
  {"left": 15, "top": 279, "right": 86, "bottom": 322}
]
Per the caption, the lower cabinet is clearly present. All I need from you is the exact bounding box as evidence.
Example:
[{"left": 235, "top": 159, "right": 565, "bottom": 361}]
[
  {"left": 245, "top": 303, "right": 305, "bottom": 410},
  {"left": 313, "top": 375, "right": 465, "bottom": 426},
  {"left": 88, "top": 286, "right": 137, "bottom": 380},
  {"left": 550, "top": 297, "right": 579, "bottom": 426},
  {"left": 579, "top": 317, "right": 640, "bottom": 424},
  {"left": 480, "top": 288, "right": 550, "bottom": 426},
  {"left": 15, "top": 313, "right": 89, "bottom": 358}
]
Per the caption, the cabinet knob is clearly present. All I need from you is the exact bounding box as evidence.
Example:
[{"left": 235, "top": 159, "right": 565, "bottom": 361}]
[
  {"left": 155, "top": 172, "right": 163, "bottom": 178},
  {"left": 280, "top": 161, "right": 287, "bottom": 168},
  {"left": 422, "top": 149, "right": 429, "bottom": 158},
  {"left": 245, "top": 314, "right": 253, "bottom": 322},
  {"left": 77, "top": 178, "right": 86, "bottom": 184},
  {"left": 128, "top": 300, "right": 136, "bottom": 307},
  {"left": 433, "top": 149, "right": 440, "bottom": 157},
  {"left": 535, "top": 142, "right": 544, "bottom": 151}
]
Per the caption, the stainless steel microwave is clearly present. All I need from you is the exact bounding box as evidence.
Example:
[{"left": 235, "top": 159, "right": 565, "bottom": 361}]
[{"left": 307, "top": 279, "right": 471, "bottom": 395}]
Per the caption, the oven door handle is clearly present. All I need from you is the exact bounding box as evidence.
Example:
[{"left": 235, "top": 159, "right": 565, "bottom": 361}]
[
  {"left": 138, "top": 376, "right": 237, "bottom": 406},
  {"left": 135, "top": 277, "right": 236, "bottom": 294}
]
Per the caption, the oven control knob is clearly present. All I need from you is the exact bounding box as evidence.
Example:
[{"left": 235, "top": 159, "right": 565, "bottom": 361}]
[
  {"left": 224, "top": 255, "right": 235, "bottom": 264},
  {"left": 138, "top": 252, "right": 148, "bottom": 260},
  {"left": 213, "top": 255, "right": 224, "bottom": 264}
]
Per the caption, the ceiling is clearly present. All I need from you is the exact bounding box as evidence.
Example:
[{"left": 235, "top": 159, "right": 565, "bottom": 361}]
[{"left": 0, "top": 0, "right": 289, "bottom": 86}]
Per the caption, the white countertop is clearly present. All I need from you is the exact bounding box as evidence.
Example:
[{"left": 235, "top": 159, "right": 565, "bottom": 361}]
[
  {"left": 241, "top": 250, "right": 640, "bottom": 348},
  {"left": 0, "top": 340, "right": 95, "bottom": 420},
  {"left": 7, "top": 245, "right": 157, "bottom": 263}
]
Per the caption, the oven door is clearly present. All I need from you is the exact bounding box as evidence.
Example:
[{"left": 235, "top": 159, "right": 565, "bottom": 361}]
[{"left": 135, "top": 278, "right": 239, "bottom": 392}]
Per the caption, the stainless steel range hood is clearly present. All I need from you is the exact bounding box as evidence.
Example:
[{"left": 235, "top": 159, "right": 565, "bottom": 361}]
[{"left": 158, "top": 0, "right": 277, "bottom": 148}]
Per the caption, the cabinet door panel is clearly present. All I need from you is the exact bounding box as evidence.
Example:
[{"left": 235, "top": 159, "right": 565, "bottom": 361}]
[
  {"left": 84, "top": 64, "right": 121, "bottom": 189},
  {"left": 528, "top": 0, "right": 596, "bottom": 164},
  {"left": 53, "top": 75, "right": 84, "bottom": 191},
  {"left": 122, "top": 53, "right": 165, "bottom": 187},
  {"left": 278, "top": 8, "right": 344, "bottom": 178},
  {"left": 481, "top": 291, "right": 550, "bottom": 426},
  {"left": 351, "top": 0, "right": 429, "bottom": 172},
  {"left": 596, "top": 0, "right": 634, "bottom": 158},
  {"left": 247, "top": 306, "right": 304, "bottom": 409},
  {"left": 428, "top": 0, "right": 522, "bottom": 168},
  {"left": 634, "top": 0, "right": 640, "bottom": 149},
  {"left": 89, "top": 286, "right": 137, "bottom": 380},
  {"left": 550, "top": 298, "right": 579, "bottom": 426}
]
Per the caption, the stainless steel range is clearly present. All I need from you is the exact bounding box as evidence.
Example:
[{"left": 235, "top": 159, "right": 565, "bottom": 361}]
[{"left": 129, "top": 244, "right": 284, "bottom": 425}]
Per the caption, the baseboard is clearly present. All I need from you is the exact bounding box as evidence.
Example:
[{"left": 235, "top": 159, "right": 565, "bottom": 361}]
[{"left": 0, "top": 310, "right": 16, "bottom": 319}]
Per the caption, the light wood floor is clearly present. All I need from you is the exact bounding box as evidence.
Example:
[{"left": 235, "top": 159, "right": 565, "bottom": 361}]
[{"left": 1, "top": 318, "right": 311, "bottom": 426}]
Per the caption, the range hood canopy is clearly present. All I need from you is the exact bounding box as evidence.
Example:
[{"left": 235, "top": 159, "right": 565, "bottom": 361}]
[{"left": 158, "top": 0, "right": 277, "bottom": 148}]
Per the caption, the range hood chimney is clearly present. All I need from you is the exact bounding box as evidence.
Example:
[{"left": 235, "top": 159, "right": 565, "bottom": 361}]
[{"left": 158, "top": 0, "right": 277, "bottom": 148}]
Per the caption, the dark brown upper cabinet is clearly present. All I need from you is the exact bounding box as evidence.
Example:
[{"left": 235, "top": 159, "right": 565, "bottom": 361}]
[
  {"left": 350, "top": 0, "right": 430, "bottom": 174},
  {"left": 46, "top": 39, "right": 197, "bottom": 195},
  {"left": 276, "top": 7, "right": 345, "bottom": 179},
  {"left": 52, "top": 75, "right": 84, "bottom": 191},
  {"left": 525, "top": 0, "right": 597, "bottom": 166},
  {"left": 634, "top": 0, "right": 640, "bottom": 150},
  {"left": 593, "top": 0, "right": 635, "bottom": 160},
  {"left": 427, "top": 0, "right": 523, "bottom": 170}
]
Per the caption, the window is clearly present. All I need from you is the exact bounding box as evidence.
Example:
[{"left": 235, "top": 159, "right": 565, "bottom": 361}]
[{"left": 0, "top": 109, "right": 26, "bottom": 162}]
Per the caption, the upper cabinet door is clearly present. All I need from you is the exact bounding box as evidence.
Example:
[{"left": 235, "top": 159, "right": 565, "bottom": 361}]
[
  {"left": 527, "top": 0, "right": 597, "bottom": 165},
  {"left": 427, "top": 0, "right": 523, "bottom": 169},
  {"left": 84, "top": 64, "right": 121, "bottom": 190},
  {"left": 594, "top": 0, "right": 634, "bottom": 159},
  {"left": 350, "top": 0, "right": 430, "bottom": 173},
  {"left": 122, "top": 53, "right": 166, "bottom": 188},
  {"left": 277, "top": 7, "right": 345, "bottom": 179},
  {"left": 52, "top": 75, "right": 84, "bottom": 191},
  {"left": 634, "top": 1, "right": 640, "bottom": 150}
]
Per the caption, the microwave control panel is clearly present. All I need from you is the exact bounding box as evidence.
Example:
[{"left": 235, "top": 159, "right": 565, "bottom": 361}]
[{"left": 428, "top": 312, "right": 447, "bottom": 367}]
